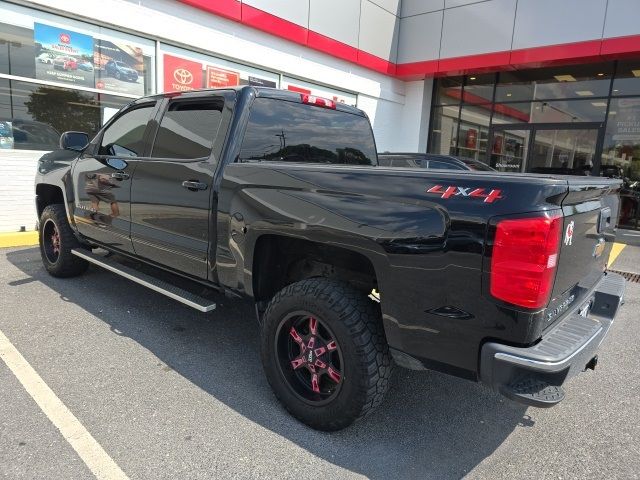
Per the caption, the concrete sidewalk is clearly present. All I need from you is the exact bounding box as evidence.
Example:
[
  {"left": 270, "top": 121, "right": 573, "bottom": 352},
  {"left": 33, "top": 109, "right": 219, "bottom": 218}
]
[{"left": 609, "top": 242, "right": 640, "bottom": 274}]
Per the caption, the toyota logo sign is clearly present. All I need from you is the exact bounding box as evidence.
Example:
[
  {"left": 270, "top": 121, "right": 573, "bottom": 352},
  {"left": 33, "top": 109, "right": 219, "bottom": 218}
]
[
  {"left": 59, "top": 33, "right": 71, "bottom": 44},
  {"left": 173, "top": 68, "right": 193, "bottom": 85}
]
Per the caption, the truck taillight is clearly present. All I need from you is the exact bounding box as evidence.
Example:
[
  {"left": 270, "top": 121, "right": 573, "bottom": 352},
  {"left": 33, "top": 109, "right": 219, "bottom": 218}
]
[
  {"left": 301, "top": 94, "right": 336, "bottom": 109},
  {"left": 490, "top": 214, "right": 562, "bottom": 309}
]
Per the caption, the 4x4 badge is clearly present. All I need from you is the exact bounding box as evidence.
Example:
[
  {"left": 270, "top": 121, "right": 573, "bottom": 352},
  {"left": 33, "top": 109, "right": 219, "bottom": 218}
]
[{"left": 426, "top": 185, "right": 503, "bottom": 203}]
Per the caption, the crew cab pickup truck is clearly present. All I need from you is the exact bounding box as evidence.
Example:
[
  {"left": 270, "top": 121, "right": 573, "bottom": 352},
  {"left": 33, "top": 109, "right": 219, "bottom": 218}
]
[{"left": 35, "top": 86, "right": 625, "bottom": 431}]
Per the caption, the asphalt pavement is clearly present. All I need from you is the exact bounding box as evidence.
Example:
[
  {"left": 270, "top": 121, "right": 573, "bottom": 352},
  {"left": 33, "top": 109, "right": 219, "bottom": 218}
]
[{"left": 0, "top": 245, "right": 639, "bottom": 480}]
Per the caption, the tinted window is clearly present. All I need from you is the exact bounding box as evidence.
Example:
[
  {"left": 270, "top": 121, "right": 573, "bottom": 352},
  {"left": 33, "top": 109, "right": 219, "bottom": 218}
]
[
  {"left": 152, "top": 98, "right": 223, "bottom": 159},
  {"left": 98, "top": 104, "right": 154, "bottom": 156},
  {"left": 239, "top": 98, "right": 376, "bottom": 165},
  {"left": 428, "top": 161, "right": 462, "bottom": 170}
]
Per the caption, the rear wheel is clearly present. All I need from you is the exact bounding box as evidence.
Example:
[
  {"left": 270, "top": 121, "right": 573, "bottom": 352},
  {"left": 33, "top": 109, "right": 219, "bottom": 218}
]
[
  {"left": 261, "top": 278, "right": 393, "bottom": 431},
  {"left": 39, "top": 204, "right": 89, "bottom": 278}
]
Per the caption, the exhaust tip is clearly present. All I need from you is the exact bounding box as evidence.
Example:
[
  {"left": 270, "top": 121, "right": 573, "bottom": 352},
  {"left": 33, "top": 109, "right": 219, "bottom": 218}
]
[{"left": 585, "top": 355, "right": 598, "bottom": 371}]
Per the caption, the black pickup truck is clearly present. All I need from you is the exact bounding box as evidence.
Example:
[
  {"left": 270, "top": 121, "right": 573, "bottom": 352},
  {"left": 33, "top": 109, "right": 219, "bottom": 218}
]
[{"left": 35, "top": 86, "right": 626, "bottom": 431}]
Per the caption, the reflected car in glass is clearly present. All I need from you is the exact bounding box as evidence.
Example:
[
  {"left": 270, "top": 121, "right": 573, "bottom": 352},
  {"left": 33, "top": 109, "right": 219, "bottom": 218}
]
[{"left": 378, "top": 152, "right": 495, "bottom": 171}]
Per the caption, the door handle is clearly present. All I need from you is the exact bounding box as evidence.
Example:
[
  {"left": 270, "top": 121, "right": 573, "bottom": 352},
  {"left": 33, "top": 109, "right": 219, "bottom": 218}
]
[
  {"left": 181, "top": 180, "right": 208, "bottom": 191},
  {"left": 111, "top": 171, "right": 130, "bottom": 180}
]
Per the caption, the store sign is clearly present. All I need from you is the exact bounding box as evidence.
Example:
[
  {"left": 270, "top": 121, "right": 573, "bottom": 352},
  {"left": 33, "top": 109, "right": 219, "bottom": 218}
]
[
  {"left": 34, "top": 23, "right": 95, "bottom": 88},
  {"left": 248, "top": 76, "right": 276, "bottom": 88},
  {"left": 163, "top": 54, "right": 202, "bottom": 92},
  {"left": 206, "top": 66, "right": 239, "bottom": 88}
]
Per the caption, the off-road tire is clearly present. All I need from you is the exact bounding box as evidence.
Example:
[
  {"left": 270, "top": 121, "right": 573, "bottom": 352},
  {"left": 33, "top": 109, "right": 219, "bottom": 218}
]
[
  {"left": 39, "top": 204, "right": 89, "bottom": 278},
  {"left": 261, "top": 278, "right": 393, "bottom": 431}
]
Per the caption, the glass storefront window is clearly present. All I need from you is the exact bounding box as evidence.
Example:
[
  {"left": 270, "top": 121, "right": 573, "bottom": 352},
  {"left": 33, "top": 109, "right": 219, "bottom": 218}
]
[
  {"left": 462, "top": 73, "right": 496, "bottom": 104},
  {"left": 434, "top": 76, "right": 463, "bottom": 105},
  {"left": 492, "top": 99, "right": 608, "bottom": 124},
  {"left": 429, "top": 105, "right": 459, "bottom": 155},
  {"left": 0, "top": 23, "right": 35, "bottom": 78},
  {"left": 612, "top": 61, "right": 640, "bottom": 97},
  {"left": 495, "top": 63, "right": 613, "bottom": 103},
  {"left": 457, "top": 103, "right": 492, "bottom": 160},
  {"left": 0, "top": 79, "right": 130, "bottom": 150},
  {"left": 602, "top": 97, "right": 640, "bottom": 228}
]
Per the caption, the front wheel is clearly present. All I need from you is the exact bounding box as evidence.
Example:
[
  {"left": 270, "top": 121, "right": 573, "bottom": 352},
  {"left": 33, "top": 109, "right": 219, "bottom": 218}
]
[
  {"left": 261, "top": 278, "right": 393, "bottom": 431},
  {"left": 39, "top": 204, "right": 89, "bottom": 278}
]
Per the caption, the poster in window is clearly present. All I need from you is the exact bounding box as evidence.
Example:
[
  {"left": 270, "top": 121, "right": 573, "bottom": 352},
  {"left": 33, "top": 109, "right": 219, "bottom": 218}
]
[
  {"left": 205, "top": 66, "right": 239, "bottom": 88},
  {"left": 466, "top": 128, "right": 478, "bottom": 149},
  {"left": 33, "top": 23, "right": 95, "bottom": 88},
  {"left": 94, "top": 40, "right": 146, "bottom": 96},
  {"left": 163, "top": 54, "right": 203, "bottom": 92}
]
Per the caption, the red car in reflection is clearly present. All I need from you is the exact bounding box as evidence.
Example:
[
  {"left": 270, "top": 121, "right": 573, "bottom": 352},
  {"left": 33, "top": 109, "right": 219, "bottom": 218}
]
[{"left": 52, "top": 56, "right": 78, "bottom": 71}]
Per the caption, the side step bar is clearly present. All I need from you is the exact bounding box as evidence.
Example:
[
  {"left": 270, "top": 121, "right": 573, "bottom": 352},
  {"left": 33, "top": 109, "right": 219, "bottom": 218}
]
[{"left": 71, "top": 249, "right": 216, "bottom": 312}]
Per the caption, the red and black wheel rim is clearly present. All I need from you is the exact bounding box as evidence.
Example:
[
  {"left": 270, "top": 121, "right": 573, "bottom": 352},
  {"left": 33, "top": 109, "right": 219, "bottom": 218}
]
[
  {"left": 42, "top": 219, "right": 61, "bottom": 264},
  {"left": 275, "top": 311, "right": 344, "bottom": 405}
]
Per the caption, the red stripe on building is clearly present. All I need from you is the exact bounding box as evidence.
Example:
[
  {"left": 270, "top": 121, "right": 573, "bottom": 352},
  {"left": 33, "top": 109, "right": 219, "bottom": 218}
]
[{"left": 176, "top": 1, "right": 640, "bottom": 78}]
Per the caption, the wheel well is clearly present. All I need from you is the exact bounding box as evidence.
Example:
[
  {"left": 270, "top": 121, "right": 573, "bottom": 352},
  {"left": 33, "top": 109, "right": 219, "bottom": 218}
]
[
  {"left": 252, "top": 235, "right": 378, "bottom": 303},
  {"left": 35, "top": 184, "right": 64, "bottom": 218}
]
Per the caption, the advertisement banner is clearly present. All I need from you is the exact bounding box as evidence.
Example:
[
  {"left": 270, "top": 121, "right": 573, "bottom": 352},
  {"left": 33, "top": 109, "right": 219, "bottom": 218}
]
[
  {"left": 34, "top": 23, "right": 95, "bottom": 88},
  {"left": 612, "top": 98, "right": 640, "bottom": 142},
  {"left": 95, "top": 40, "right": 145, "bottom": 96},
  {"left": 163, "top": 54, "right": 202, "bottom": 92},
  {"left": 206, "top": 66, "right": 239, "bottom": 88}
]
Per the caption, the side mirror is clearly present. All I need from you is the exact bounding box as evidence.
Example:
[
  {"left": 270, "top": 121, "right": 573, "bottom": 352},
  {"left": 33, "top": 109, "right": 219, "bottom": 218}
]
[
  {"left": 60, "top": 131, "right": 89, "bottom": 151},
  {"left": 106, "top": 158, "right": 128, "bottom": 170}
]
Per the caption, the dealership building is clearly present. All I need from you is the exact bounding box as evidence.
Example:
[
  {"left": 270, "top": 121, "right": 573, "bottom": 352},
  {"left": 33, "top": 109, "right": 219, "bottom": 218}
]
[{"left": 2, "top": 0, "right": 640, "bottom": 232}]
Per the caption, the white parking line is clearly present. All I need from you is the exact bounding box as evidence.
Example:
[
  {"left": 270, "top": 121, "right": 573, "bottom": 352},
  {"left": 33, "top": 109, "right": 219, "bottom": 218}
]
[{"left": 0, "top": 328, "right": 129, "bottom": 480}]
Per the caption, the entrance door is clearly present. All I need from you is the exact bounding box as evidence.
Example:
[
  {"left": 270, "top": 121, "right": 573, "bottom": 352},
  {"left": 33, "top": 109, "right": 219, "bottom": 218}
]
[{"left": 489, "top": 124, "right": 601, "bottom": 174}]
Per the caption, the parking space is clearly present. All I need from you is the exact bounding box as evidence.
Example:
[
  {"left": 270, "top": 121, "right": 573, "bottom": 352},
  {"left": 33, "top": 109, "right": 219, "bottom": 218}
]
[{"left": 1, "top": 246, "right": 639, "bottom": 480}]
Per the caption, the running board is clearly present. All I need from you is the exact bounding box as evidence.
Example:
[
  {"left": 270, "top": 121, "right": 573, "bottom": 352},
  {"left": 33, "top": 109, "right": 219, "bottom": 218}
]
[{"left": 71, "top": 249, "right": 216, "bottom": 312}]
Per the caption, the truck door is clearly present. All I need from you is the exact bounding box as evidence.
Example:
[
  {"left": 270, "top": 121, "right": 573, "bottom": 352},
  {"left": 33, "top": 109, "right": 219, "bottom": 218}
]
[
  {"left": 130, "top": 92, "right": 233, "bottom": 279},
  {"left": 72, "top": 100, "right": 158, "bottom": 253}
]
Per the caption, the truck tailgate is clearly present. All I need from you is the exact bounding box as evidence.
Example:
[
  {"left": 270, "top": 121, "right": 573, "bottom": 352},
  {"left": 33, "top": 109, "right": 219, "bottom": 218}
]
[{"left": 546, "top": 177, "right": 622, "bottom": 325}]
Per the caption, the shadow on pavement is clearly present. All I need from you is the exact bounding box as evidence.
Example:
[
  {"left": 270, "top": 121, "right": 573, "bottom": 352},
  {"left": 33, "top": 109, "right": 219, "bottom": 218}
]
[{"left": 7, "top": 247, "right": 532, "bottom": 479}]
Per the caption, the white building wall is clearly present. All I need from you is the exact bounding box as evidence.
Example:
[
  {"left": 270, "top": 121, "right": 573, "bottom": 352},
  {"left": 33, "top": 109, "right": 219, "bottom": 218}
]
[{"left": 1, "top": 0, "right": 426, "bottom": 233}]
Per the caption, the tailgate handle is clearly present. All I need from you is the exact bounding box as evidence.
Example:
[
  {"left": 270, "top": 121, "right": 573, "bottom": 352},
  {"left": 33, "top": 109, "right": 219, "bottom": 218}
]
[{"left": 598, "top": 207, "right": 611, "bottom": 233}]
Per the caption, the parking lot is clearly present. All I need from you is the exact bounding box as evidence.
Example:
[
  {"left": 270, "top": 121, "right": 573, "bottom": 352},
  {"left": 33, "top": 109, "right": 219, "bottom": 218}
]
[{"left": 1, "top": 245, "right": 639, "bottom": 480}]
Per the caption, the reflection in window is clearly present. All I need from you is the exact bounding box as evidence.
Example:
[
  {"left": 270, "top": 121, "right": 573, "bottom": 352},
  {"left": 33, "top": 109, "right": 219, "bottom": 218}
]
[
  {"left": 429, "top": 105, "right": 459, "bottom": 155},
  {"left": 99, "top": 104, "right": 154, "bottom": 156},
  {"left": 152, "top": 99, "right": 223, "bottom": 159},
  {"left": 0, "top": 79, "right": 131, "bottom": 150},
  {"left": 239, "top": 98, "right": 376, "bottom": 165},
  {"left": 602, "top": 97, "right": 640, "bottom": 228},
  {"left": 457, "top": 103, "right": 492, "bottom": 161},
  {"left": 0, "top": 23, "right": 36, "bottom": 78},
  {"left": 496, "top": 64, "right": 613, "bottom": 102}
]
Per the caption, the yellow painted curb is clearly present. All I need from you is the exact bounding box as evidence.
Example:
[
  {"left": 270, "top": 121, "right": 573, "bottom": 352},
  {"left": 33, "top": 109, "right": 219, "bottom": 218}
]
[
  {"left": 608, "top": 242, "right": 625, "bottom": 268},
  {"left": 0, "top": 231, "right": 39, "bottom": 248}
]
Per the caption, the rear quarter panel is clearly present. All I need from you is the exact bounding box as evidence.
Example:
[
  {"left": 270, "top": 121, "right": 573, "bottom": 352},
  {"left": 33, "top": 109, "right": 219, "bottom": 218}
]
[{"left": 216, "top": 164, "right": 569, "bottom": 378}]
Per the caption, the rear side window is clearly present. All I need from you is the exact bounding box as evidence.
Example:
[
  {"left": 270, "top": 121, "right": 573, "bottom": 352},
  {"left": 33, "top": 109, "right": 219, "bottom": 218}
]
[
  {"left": 99, "top": 104, "right": 154, "bottom": 157},
  {"left": 239, "top": 98, "right": 376, "bottom": 165},
  {"left": 152, "top": 98, "right": 224, "bottom": 159}
]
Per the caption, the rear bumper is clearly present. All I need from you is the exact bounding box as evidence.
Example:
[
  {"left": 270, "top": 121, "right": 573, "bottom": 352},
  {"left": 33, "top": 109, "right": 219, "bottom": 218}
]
[{"left": 480, "top": 272, "right": 626, "bottom": 407}]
